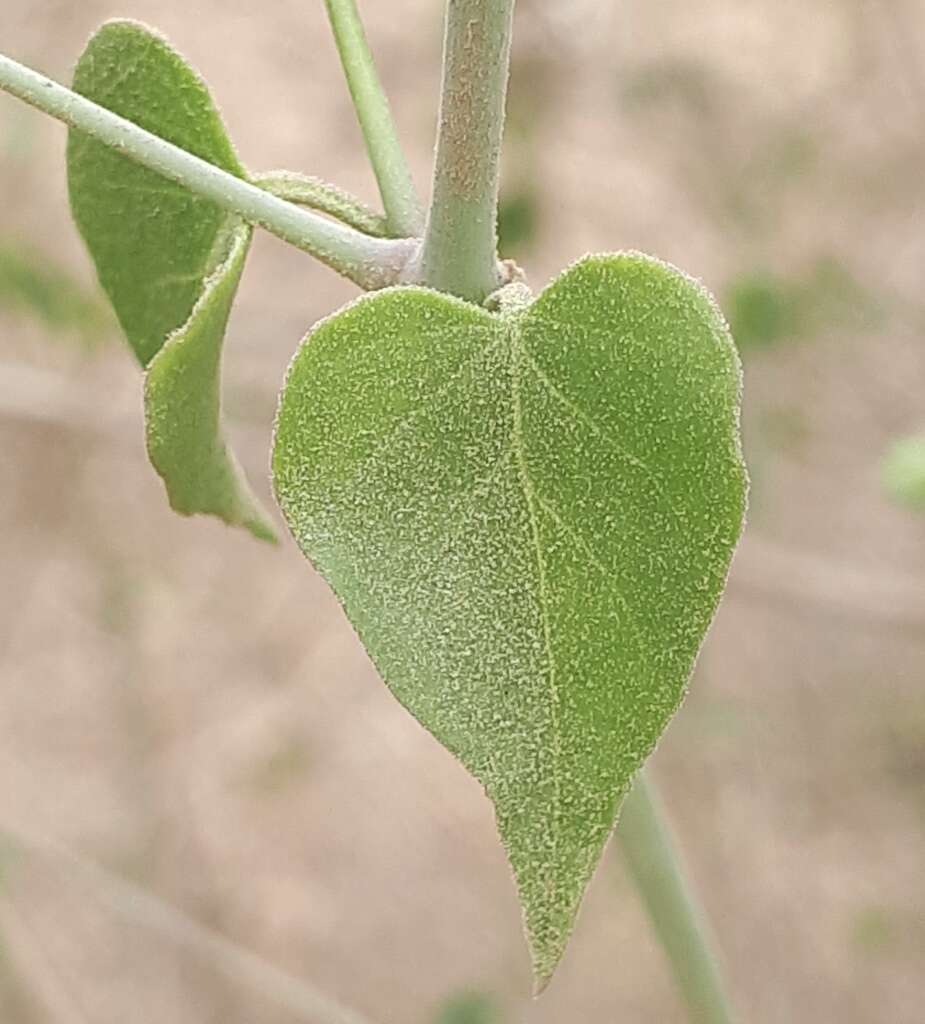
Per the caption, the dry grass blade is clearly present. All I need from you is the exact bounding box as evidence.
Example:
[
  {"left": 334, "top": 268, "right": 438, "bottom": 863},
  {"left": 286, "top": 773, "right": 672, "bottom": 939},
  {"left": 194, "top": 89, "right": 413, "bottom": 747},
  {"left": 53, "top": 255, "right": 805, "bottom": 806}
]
[
  {"left": 0, "top": 895, "right": 92, "bottom": 1024},
  {"left": 0, "top": 819, "right": 379, "bottom": 1024}
]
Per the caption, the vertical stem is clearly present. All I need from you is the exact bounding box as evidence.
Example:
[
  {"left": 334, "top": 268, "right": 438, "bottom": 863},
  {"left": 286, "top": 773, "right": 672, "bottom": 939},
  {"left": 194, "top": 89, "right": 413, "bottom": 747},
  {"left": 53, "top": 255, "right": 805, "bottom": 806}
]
[
  {"left": 617, "top": 770, "right": 738, "bottom": 1024},
  {"left": 324, "top": 0, "right": 424, "bottom": 237},
  {"left": 419, "top": 0, "right": 515, "bottom": 302}
]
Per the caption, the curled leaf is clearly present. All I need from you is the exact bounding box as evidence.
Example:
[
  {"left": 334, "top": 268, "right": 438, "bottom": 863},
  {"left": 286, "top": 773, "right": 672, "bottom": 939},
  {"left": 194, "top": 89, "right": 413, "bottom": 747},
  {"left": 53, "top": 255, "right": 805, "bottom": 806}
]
[
  {"left": 67, "top": 19, "right": 245, "bottom": 366},
  {"left": 254, "top": 170, "right": 389, "bottom": 238},
  {"left": 67, "top": 19, "right": 274, "bottom": 540},
  {"left": 145, "top": 222, "right": 275, "bottom": 542},
  {"left": 273, "top": 252, "right": 747, "bottom": 985}
]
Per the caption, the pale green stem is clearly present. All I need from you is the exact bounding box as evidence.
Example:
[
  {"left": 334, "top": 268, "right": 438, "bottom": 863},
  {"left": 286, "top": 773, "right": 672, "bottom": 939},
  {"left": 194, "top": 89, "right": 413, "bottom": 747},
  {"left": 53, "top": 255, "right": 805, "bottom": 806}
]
[
  {"left": 617, "top": 769, "right": 738, "bottom": 1024},
  {"left": 418, "top": 0, "right": 515, "bottom": 302},
  {"left": 323, "top": 0, "right": 424, "bottom": 236},
  {"left": 0, "top": 53, "right": 416, "bottom": 290}
]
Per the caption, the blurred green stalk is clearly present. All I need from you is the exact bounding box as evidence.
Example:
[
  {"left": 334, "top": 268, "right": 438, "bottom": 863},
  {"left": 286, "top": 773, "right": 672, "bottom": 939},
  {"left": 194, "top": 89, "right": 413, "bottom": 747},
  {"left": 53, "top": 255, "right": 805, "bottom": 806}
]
[{"left": 618, "top": 770, "right": 738, "bottom": 1024}]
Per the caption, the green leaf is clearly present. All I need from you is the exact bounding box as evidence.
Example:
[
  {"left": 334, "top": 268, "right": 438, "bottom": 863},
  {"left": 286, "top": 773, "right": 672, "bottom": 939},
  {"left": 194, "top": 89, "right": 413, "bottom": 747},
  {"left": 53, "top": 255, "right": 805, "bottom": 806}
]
[
  {"left": 67, "top": 20, "right": 245, "bottom": 367},
  {"left": 145, "top": 222, "right": 276, "bottom": 542},
  {"left": 882, "top": 435, "right": 925, "bottom": 511},
  {"left": 272, "top": 252, "right": 747, "bottom": 986},
  {"left": 67, "top": 19, "right": 274, "bottom": 541}
]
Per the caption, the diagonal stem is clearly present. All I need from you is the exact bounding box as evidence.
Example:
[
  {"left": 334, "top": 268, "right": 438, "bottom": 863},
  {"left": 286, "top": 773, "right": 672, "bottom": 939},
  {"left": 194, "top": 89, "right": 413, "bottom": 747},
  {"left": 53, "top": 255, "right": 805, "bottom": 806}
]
[
  {"left": 0, "top": 896, "right": 91, "bottom": 1024},
  {"left": 617, "top": 769, "right": 739, "bottom": 1024},
  {"left": 419, "top": 0, "right": 516, "bottom": 302},
  {"left": 0, "top": 53, "right": 417, "bottom": 291},
  {"left": 323, "top": 0, "right": 424, "bottom": 236}
]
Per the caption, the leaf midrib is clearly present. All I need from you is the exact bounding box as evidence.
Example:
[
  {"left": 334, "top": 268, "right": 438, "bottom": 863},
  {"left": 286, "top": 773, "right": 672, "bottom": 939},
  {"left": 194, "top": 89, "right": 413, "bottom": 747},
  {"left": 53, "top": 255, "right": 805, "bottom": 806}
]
[
  {"left": 506, "top": 313, "right": 657, "bottom": 836},
  {"left": 508, "top": 320, "right": 564, "bottom": 837}
]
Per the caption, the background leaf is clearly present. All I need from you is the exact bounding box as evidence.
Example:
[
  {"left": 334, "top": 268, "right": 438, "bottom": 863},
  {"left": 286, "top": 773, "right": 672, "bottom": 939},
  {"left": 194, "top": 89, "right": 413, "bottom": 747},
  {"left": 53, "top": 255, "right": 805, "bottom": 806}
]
[
  {"left": 0, "top": 238, "right": 111, "bottom": 349},
  {"left": 882, "top": 435, "right": 925, "bottom": 512},
  {"left": 272, "top": 253, "right": 747, "bottom": 985},
  {"left": 66, "top": 19, "right": 274, "bottom": 540},
  {"left": 434, "top": 991, "right": 501, "bottom": 1024}
]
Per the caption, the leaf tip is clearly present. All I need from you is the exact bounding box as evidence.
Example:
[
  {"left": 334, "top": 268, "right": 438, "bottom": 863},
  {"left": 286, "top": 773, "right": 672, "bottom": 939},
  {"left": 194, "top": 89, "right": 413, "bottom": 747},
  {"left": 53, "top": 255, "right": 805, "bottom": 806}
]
[
  {"left": 523, "top": 910, "right": 575, "bottom": 996},
  {"left": 528, "top": 956, "right": 560, "bottom": 998}
]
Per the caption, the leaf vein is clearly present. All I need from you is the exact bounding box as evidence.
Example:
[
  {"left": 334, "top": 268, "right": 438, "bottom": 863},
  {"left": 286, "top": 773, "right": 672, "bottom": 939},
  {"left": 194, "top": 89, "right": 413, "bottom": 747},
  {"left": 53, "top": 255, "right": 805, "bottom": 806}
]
[
  {"left": 525, "top": 302, "right": 661, "bottom": 342},
  {"left": 316, "top": 325, "right": 505, "bottom": 505},
  {"left": 510, "top": 328, "right": 563, "bottom": 831},
  {"left": 534, "top": 493, "right": 651, "bottom": 652}
]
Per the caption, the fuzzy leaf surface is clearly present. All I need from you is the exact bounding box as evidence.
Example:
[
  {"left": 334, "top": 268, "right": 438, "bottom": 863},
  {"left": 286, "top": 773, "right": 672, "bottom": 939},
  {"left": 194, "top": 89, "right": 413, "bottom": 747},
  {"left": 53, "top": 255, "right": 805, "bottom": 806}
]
[
  {"left": 67, "top": 19, "right": 274, "bottom": 539},
  {"left": 272, "top": 253, "right": 747, "bottom": 985}
]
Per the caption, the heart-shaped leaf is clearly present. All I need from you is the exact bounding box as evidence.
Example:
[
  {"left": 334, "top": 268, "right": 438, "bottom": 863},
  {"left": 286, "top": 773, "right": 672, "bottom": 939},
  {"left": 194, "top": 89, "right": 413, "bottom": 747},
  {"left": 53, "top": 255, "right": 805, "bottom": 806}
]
[
  {"left": 272, "top": 252, "right": 747, "bottom": 985},
  {"left": 67, "top": 19, "right": 274, "bottom": 540}
]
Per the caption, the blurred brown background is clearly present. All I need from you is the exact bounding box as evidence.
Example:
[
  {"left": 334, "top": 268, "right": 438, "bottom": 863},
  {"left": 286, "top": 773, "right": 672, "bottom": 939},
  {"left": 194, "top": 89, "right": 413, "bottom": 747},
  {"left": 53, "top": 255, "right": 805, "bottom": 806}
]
[{"left": 2, "top": 1, "right": 924, "bottom": 1022}]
